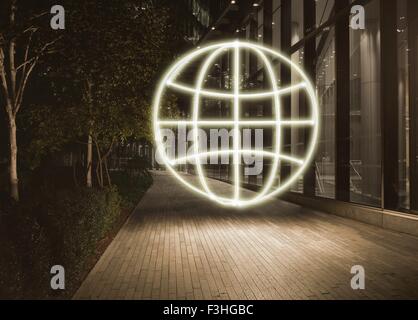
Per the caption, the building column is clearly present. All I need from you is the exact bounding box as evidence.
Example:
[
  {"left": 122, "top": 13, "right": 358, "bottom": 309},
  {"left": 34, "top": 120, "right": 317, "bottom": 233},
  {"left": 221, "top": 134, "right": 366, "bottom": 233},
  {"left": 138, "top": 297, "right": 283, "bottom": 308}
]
[
  {"left": 380, "top": 0, "right": 399, "bottom": 210},
  {"left": 280, "top": 0, "right": 292, "bottom": 182},
  {"left": 408, "top": 0, "right": 418, "bottom": 212},
  {"left": 262, "top": 0, "right": 273, "bottom": 184},
  {"left": 302, "top": 0, "right": 316, "bottom": 197},
  {"left": 335, "top": 0, "right": 351, "bottom": 202},
  {"left": 221, "top": 53, "right": 229, "bottom": 181},
  {"left": 263, "top": 0, "right": 273, "bottom": 46},
  {"left": 248, "top": 17, "right": 259, "bottom": 186}
]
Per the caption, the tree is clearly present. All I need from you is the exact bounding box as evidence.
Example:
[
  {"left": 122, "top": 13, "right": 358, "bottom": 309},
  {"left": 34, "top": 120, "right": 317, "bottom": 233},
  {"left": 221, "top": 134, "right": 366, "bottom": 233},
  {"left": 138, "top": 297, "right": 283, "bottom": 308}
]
[
  {"left": 57, "top": 0, "right": 179, "bottom": 187},
  {"left": 0, "top": 0, "right": 183, "bottom": 193},
  {"left": 0, "top": 0, "right": 58, "bottom": 200}
]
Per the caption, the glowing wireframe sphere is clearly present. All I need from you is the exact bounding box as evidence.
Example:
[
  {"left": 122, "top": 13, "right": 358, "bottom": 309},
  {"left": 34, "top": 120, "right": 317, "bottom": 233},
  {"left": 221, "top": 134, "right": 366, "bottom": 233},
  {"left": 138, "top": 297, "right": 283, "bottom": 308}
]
[{"left": 153, "top": 40, "right": 319, "bottom": 208}]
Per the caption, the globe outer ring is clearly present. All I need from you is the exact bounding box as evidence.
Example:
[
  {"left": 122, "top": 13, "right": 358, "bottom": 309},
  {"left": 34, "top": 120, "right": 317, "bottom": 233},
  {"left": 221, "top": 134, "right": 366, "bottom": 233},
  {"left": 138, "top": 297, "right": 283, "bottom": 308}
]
[{"left": 153, "top": 40, "right": 320, "bottom": 208}]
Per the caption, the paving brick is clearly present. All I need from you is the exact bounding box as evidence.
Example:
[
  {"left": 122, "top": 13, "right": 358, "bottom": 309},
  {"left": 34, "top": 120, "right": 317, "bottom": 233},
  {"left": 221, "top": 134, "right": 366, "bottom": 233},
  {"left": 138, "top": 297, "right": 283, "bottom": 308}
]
[{"left": 74, "top": 172, "right": 418, "bottom": 300}]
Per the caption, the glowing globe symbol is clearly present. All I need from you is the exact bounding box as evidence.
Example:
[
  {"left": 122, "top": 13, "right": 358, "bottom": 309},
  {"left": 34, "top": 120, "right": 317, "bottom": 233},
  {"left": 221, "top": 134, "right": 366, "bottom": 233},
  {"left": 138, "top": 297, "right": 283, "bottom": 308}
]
[{"left": 153, "top": 41, "right": 319, "bottom": 208}]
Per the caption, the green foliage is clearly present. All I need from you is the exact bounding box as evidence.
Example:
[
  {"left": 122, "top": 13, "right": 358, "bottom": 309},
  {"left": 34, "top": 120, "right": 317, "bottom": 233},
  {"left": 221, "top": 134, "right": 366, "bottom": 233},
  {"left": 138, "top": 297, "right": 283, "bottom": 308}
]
[
  {"left": 54, "top": 0, "right": 178, "bottom": 145},
  {"left": 9, "top": 1, "right": 184, "bottom": 172},
  {"left": 112, "top": 170, "right": 153, "bottom": 210},
  {"left": 0, "top": 0, "right": 167, "bottom": 299},
  {"left": 0, "top": 199, "right": 53, "bottom": 299},
  {"left": 47, "top": 186, "right": 122, "bottom": 287},
  {"left": 159, "top": 94, "right": 182, "bottom": 120},
  {"left": 20, "top": 104, "right": 75, "bottom": 169},
  {"left": 0, "top": 170, "right": 153, "bottom": 299},
  {"left": 0, "top": 0, "right": 58, "bottom": 59}
]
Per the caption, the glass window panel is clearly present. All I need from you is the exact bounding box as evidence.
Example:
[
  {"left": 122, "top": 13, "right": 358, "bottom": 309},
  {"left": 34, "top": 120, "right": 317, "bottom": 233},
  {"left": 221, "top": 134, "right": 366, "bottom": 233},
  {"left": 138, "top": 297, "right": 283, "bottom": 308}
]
[
  {"left": 291, "top": 0, "right": 304, "bottom": 46},
  {"left": 316, "top": 0, "right": 334, "bottom": 27},
  {"left": 349, "top": 0, "right": 382, "bottom": 207},
  {"left": 272, "top": 3, "right": 281, "bottom": 50},
  {"left": 257, "top": 7, "right": 264, "bottom": 70},
  {"left": 315, "top": 28, "right": 336, "bottom": 199},
  {"left": 245, "top": 23, "right": 251, "bottom": 79},
  {"left": 397, "top": 0, "right": 410, "bottom": 210},
  {"left": 273, "top": 0, "right": 281, "bottom": 11},
  {"left": 290, "top": 50, "right": 304, "bottom": 193}
]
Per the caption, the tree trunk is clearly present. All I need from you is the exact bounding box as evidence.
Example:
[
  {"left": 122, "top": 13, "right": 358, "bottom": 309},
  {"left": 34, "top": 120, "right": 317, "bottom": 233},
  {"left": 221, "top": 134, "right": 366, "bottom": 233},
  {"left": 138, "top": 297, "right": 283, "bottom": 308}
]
[
  {"left": 72, "top": 154, "right": 79, "bottom": 188},
  {"left": 94, "top": 140, "right": 104, "bottom": 188},
  {"left": 86, "top": 134, "right": 93, "bottom": 188},
  {"left": 85, "top": 79, "right": 94, "bottom": 188},
  {"left": 104, "top": 157, "right": 111, "bottom": 187},
  {"left": 9, "top": 116, "right": 19, "bottom": 201},
  {"left": 95, "top": 162, "right": 101, "bottom": 188},
  {"left": 102, "top": 139, "right": 115, "bottom": 187}
]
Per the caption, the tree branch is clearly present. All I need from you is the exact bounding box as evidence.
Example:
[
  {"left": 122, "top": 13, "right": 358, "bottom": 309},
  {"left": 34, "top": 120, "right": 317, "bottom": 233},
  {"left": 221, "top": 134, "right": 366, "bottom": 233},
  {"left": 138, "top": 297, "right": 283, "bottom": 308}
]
[
  {"left": 94, "top": 139, "right": 104, "bottom": 188},
  {"left": 28, "top": 11, "right": 49, "bottom": 22},
  {"left": 102, "top": 138, "right": 116, "bottom": 160},
  {"left": 0, "top": 49, "right": 14, "bottom": 122},
  {"left": 18, "top": 28, "right": 36, "bottom": 74},
  {"left": 0, "top": 47, "right": 10, "bottom": 100},
  {"left": 14, "top": 37, "right": 62, "bottom": 115},
  {"left": 9, "top": 0, "right": 17, "bottom": 104},
  {"left": 16, "top": 57, "right": 36, "bottom": 71},
  {"left": 14, "top": 58, "right": 36, "bottom": 115}
]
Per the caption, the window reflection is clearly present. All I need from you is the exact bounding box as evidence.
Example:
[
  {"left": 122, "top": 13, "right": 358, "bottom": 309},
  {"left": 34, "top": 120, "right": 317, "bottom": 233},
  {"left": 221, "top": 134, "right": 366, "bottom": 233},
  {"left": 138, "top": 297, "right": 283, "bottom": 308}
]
[
  {"left": 290, "top": 50, "right": 304, "bottom": 193},
  {"left": 291, "top": 0, "right": 304, "bottom": 46},
  {"left": 397, "top": 0, "right": 410, "bottom": 210},
  {"left": 316, "top": 28, "right": 336, "bottom": 199},
  {"left": 316, "top": 0, "right": 334, "bottom": 27},
  {"left": 212, "top": 0, "right": 416, "bottom": 213},
  {"left": 272, "top": 0, "right": 281, "bottom": 50},
  {"left": 349, "top": 0, "right": 382, "bottom": 207}
]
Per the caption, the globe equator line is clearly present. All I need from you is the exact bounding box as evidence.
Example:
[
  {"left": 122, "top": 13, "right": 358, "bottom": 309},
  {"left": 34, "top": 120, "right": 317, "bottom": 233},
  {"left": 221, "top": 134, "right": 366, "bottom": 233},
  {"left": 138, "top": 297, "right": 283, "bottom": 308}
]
[
  {"left": 166, "top": 81, "right": 308, "bottom": 100},
  {"left": 166, "top": 150, "right": 305, "bottom": 167},
  {"left": 156, "top": 119, "right": 315, "bottom": 127}
]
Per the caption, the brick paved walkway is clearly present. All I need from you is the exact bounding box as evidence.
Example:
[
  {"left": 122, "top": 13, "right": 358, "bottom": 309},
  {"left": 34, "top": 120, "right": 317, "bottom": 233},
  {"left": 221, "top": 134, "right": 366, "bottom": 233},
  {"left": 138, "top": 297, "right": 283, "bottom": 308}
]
[{"left": 74, "top": 171, "right": 418, "bottom": 300}]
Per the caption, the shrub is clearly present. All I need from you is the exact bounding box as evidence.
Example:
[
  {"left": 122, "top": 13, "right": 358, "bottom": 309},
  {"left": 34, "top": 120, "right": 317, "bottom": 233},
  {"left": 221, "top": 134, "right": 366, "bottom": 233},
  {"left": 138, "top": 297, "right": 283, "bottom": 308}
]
[
  {"left": 46, "top": 186, "right": 121, "bottom": 292},
  {"left": 0, "top": 198, "right": 52, "bottom": 299},
  {"left": 111, "top": 170, "right": 153, "bottom": 210},
  {"left": 0, "top": 186, "right": 122, "bottom": 298},
  {"left": 0, "top": 168, "right": 153, "bottom": 299}
]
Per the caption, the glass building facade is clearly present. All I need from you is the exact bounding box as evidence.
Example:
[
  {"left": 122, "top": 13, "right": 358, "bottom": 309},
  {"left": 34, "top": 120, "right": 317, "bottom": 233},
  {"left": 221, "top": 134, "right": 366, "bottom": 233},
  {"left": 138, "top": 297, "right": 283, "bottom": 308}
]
[
  {"left": 177, "top": 0, "right": 230, "bottom": 44},
  {"left": 200, "top": 0, "right": 418, "bottom": 215}
]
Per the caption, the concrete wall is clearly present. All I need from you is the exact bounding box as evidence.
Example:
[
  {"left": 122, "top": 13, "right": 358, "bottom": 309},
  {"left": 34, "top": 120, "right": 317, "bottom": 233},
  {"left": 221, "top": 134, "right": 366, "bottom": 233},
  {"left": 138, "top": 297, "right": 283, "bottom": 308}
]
[{"left": 282, "top": 193, "right": 418, "bottom": 237}]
